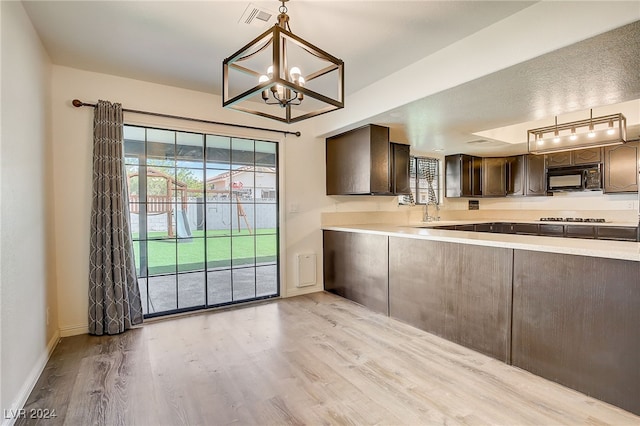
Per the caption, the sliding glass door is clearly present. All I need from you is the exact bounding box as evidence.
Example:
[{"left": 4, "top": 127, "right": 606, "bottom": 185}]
[{"left": 124, "top": 125, "right": 279, "bottom": 317}]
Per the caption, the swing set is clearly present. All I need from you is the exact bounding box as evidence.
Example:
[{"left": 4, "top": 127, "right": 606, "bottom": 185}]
[{"left": 127, "top": 168, "right": 252, "bottom": 236}]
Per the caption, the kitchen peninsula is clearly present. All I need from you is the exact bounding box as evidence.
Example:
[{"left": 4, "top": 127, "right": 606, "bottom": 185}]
[{"left": 323, "top": 222, "right": 640, "bottom": 415}]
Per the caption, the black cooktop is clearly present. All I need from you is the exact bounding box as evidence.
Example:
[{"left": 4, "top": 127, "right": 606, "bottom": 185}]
[{"left": 540, "top": 217, "right": 606, "bottom": 223}]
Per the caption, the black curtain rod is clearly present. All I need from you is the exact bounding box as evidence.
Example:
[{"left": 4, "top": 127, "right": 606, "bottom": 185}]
[{"left": 72, "top": 99, "right": 301, "bottom": 137}]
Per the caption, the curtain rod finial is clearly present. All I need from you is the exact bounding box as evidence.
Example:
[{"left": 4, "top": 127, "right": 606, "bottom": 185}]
[{"left": 72, "top": 99, "right": 83, "bottom": 107}]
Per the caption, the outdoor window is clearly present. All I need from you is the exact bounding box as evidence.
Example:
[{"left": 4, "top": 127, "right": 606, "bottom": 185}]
[
  {"left": 124, "top": 125, "right": 279, "bottom": 317},
  {"left": 401, "top": 156, "right": 440, "bottom": 205}
]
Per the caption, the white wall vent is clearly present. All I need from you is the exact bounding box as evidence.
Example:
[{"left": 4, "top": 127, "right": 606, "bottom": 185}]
[
  {"left": 296, "top": 253, "right": 317, "bottom": 288},
  {"left": 239, "top": 3, "right": 276, "bottom": 27}
]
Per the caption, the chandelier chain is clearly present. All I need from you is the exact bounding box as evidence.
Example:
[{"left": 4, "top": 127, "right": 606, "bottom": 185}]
[{"left": 278, "top": 0, "right": 291, "bottom": 32}]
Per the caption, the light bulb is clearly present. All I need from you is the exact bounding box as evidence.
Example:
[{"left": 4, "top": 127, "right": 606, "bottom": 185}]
[
  {"left": 588, "top": 131, "right": 596, "bottom": 138},
  {"left": 607, "top": 128, "right": 616, "bottom": 136},
  {"left": 553, "top": 136, "right": 561, "bottom": 143},
  {"left": 569, "top": 127, "right": 577, "bottom": 141},
  {"left": 289, "top": 66, "right": 301, "bottom": 80},
  {"left": 298, "top": 76, "right": 305, "bottom": 86},
  {"left": 537, "top": 139, "right": 545, "bottom": 146},
  {"left": 267, "top": 65, "right": 274, "bottom": 79},
  {"left": 258, "top": 75, "right": 269, "bottom": 83}
]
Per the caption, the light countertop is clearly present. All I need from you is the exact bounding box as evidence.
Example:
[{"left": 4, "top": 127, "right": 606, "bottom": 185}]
[{"left": 323, "top": 223, "right": 640, "bottom": 262}]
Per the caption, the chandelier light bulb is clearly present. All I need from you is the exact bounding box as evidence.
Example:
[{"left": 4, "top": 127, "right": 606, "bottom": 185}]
[
  {"left": 267, "top": 65, "right": 274, "bottom": 79},
  {"left": 607, "top": 120, "right": 615, "bottom": 135},
  {"left": 569, "top": 128, "right": 577, "bottom": 141},
  {"left": 258, "top": 75, "right": 269, "bottom": 83},
  {"left": 289, "top": 66, "right": 301, "bottom": 81},
  {"left": 588, "top": 117, "right": 595, "bottom": 138},
  {"left": 553, "top": 136, "right": 561, "bottom": 143}
]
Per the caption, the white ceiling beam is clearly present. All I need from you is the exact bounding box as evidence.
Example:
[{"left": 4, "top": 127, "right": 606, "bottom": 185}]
[{"left": 312, "top": 1, "right": 640, "bottom": 137}]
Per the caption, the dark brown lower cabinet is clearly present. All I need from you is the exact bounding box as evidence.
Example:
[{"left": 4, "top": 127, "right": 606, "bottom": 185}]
[
  {"left": 512, "top": 250, "right": 640, "bottom": 415},
  {"left": 323, "top": 230, "right": 389, "bottom": 315},
  {"left": 323, "top": 232, "right": 640, "bottom": 415},
  {"left": 388, "top": 237, "right": 513, "bottom": 362}
]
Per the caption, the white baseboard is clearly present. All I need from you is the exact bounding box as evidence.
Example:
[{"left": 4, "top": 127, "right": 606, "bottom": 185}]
[
  {"left": 59, "top": 324, "right": 88, "bottom": 337},
  {"left": 1, "top": 330, "right": 60, "bottom": 426}
]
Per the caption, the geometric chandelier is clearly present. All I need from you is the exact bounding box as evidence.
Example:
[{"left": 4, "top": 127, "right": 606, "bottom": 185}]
[
  {"left": 528, "top": 109, "right": 627, "bottom": 154},
  {"left": 223, "top": 0, "right": 344, "bottom": 124}
]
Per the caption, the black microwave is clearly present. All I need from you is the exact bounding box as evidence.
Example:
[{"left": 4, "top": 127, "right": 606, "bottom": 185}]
[{"left": 547, "top": 165, "right": 602, "bottom": 192}]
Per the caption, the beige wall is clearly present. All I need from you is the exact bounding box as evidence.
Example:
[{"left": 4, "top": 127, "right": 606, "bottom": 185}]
[
  {"left": 51, "top": 66, "right": 333, "bottom": 336},
  {"left": 0, "top": 1, "right": 58, "bottom": 420}
]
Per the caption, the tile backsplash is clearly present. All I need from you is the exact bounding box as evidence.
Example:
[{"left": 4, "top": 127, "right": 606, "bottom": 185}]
[{"left": 323, "top": 191, "right": 639, "bottom": 226}]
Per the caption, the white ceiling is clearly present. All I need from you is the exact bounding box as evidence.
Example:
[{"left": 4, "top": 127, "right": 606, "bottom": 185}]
[{"left": 22, "top": 1, "right": 640, "bottom": 155}]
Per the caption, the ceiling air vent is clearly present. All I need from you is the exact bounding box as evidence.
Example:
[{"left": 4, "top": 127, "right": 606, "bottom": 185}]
[
  {"left": 466, "top": 139, "right": 507, "bottom": 147},
  {"left": 239, "top": 3, "right": 276, "bottom": 27}
]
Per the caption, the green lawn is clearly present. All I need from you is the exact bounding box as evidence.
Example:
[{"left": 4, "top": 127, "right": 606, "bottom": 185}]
[{"left": 133, "top": 229, "right": 277, "bottom": 275}]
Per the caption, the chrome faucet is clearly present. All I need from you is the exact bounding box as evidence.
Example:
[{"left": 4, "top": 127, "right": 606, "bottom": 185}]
[{"left": 424, "top": 201, "right": 440, "bottom": 222}]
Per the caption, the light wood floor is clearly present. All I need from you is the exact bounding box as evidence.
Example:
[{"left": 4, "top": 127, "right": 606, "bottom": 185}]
[{"left": 20, "top": 292, "right": 640, "bottom": 425}]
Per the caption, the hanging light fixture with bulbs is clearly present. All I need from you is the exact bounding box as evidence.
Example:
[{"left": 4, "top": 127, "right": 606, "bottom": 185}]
[
  {"left": 222, "top": 0, "right": 344, "bottom": 124},
  {"left": 528, "top": 109, "right": 627, "bottom": 154}
]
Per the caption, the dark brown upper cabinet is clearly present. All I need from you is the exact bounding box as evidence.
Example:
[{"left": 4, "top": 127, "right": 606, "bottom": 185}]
[
  {"left": 482, "top": 157, "right": 507, "bottom": 197},
  {"left": 545, "top": 147, "right": 602, "bottom": 167},
  {"left": 603, "top": 141, "right": 639, "bottom": 193},
  {"left": 507, "top": 154, "right": 546, "bottom": 196},
  {"left": 391, "top": 142, "right": 411, "bottom": 195},
  {"left": 445, "top": 154, "right": 482, "bottom": 197},
  {"left": 326, "top": 124, "right": 410, "bottom": 195},
  {"left": 574, "top": 147, "right": 602, "bottom": 165}
]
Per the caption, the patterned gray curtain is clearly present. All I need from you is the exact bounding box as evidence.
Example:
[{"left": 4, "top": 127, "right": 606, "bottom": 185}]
[
  {"left": 419, "top": 157, "right": 438, "bottom": 204},
  {"left": 88, "top": 100, "right": 143, "bottom": 335}
]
